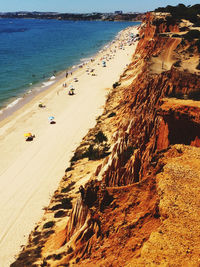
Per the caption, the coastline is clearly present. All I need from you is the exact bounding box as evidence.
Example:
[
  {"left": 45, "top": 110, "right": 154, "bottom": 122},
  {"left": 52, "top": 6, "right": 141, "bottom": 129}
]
[
  {"left": 0, "top": 25, "right": 140, "bottom": 266},
  {"left": 0, "top": 23, "right": 138, "bottom": 123}
]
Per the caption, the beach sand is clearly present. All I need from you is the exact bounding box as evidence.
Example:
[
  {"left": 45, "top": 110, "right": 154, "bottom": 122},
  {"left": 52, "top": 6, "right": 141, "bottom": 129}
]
[{"left": 0, "top": 26, "right": 139, "bottom": 266}]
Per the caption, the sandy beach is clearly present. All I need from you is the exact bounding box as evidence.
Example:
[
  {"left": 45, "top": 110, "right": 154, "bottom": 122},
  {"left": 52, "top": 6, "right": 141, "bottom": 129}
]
[{"left": 0, "top": 25, "right": 139, "bottom": 266}]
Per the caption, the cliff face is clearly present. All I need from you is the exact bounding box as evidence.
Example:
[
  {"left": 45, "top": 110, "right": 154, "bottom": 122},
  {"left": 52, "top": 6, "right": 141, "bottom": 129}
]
[{"left": 12, "top": 13, "right": 200, "bottom": 267}]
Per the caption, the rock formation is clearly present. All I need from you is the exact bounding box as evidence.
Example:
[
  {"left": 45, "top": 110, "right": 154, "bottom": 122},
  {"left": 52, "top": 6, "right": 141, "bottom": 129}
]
[{"left": 12, "top": 11, "right": 200, "bottom": 266}]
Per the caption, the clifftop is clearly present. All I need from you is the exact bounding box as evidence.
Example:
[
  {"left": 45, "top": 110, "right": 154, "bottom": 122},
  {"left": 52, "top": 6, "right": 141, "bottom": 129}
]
[{"left": 12, "top": 12, "right": 200, "bottom": 266}]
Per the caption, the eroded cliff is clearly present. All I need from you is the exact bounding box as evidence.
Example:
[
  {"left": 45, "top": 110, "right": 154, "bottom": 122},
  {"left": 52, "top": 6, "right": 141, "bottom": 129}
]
[{"left": 12, "top": 12, "right": 200, "bottom": 267}]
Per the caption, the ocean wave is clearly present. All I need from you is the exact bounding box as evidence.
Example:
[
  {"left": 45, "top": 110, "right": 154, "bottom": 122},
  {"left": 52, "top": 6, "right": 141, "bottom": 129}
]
[
  {"left": 80, "top": 57, "right": 92, "bottom": 62},
  {"left": 0, "top": 20, "right": 139, "bottom": 120},
  {"left": 4, "top": 97, "right": 23, "bottom": 110},
  {"left": 42, "top": 81, "right": 55, "bottom": 87}
]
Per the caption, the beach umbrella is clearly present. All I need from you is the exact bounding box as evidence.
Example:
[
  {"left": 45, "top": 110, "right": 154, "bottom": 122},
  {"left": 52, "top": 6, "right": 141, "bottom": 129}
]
[
  {"left": 48, "top": 116, "right": 55, "bottom": 121},
  {"left": 24, "top": 133, "right": 32, "bottom": 138},
  {"left": 38, "top": 102, "right": 44, "bottom": 107}
]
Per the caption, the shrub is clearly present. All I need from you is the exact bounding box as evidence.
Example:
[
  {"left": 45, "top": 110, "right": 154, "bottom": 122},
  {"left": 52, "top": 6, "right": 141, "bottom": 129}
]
[
  {"left": 61, "top": 197, "right": 72, "bottom": 209},
  {"left": 183, "top": 30, "right": 200, "bottom": 41},
  {"left": 51, "top": 204, "right": 62, "bottom": 211},
  {"left": 84, "top": 144, "right": 100, "bottom": 160},
  {"left": 54, "top": 210, "right": 67, "bottom": 218},
  {"left": 65, "top": 167, "right": 73, "bottom": 172},
  {"left": 70, "top": 131, "right": 109, "bottom": 162},
  {"left": 196, "top": 39, "right": 200, "bottom": 53},
  {"left": 94, "top": 131, "right": 107, "bottom": 144},
  {"left": 180, "top": 39, "right": 186, "bottom": 46},
  {"left": 165, "top": 15, "right": 177, "bottom": 27},
  {"left": 187, "top": 44, "right": 195, "bottom": 53},
  {"left": 180, "top": 26, "right": 189, "bottom": 32},
  {"left": 51, "top": 198, "right": 72, "bottom": 210},
  {"left": 84, "top": 143, "right": 110, "bottom": 160},
  {"left": 43, "top": 221, "right": 55, "bottom": 229},
  {"left": 108, "top": 112, "right": 116, "bottom": 118},
  {"left": 61, "top": 181, "right": 75, "bottom": 193},
  {"left": 196, "top": 61, "right": 200, "bottom": 70},
  {"left": 152, "top": 18, "right": 164, "bottom": 26},
  {"left": 173, "top": 60, "right": 181, "bottom": 67},
  {"left": 172, "top": 34, "right": 181, "bottom": 38},
  {"left": 112, "top": 82, "right": 120, "bottom": 89},
  {"left": 67, "top": 247, "right": 73, "bottom": 254},
  {"left": 155, "top": 4, "right": 200, "bottom": 24},
  {"left": 52, "top": 254, "right": 62, "bottom": 260},
  {"left": 188, "top": 91, "right": 200, "bottom": 100}
]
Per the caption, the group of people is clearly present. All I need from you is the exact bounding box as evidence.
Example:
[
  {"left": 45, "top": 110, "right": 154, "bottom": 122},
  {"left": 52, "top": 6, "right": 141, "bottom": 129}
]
[
  {"left": 62, "top": 78, "right": 77, "bottom": 95},
  {"left": 24, "top": 28, "right": 138, "bottom": 142}
]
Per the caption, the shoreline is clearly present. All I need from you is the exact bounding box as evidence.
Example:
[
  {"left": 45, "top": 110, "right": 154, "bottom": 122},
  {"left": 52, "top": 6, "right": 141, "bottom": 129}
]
[
  {"left": 0, "top": 25, "right": 140, "bottom": 266},
  {"left": 0, "top": 24, "right": 138, "bottom": 123}
]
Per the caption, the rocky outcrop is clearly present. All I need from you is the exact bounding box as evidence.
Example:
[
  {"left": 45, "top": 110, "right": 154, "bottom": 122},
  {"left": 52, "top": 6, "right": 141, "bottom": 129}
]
[
  {"left": 12, "top": 12, "right": 200, "bottom": 266},
  {"left": 127, "top": 145, "right": 200, "bottom": 266}
]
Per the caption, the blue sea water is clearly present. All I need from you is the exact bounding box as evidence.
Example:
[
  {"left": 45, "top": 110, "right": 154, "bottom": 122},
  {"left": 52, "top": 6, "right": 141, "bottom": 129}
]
[{"left": 0, "top": 18, "right": 138, "bottom": 112}]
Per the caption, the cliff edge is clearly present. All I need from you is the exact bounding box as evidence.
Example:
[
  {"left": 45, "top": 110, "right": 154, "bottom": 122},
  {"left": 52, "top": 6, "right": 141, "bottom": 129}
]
[{"left": 12, "top": 11, "right": 200, "bottom": 267}]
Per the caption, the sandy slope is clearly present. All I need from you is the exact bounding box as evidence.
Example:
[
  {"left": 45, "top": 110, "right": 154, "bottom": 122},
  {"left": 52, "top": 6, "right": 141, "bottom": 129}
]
[{"left": 0, "top": 26, "right": 139, "bottom": 266}]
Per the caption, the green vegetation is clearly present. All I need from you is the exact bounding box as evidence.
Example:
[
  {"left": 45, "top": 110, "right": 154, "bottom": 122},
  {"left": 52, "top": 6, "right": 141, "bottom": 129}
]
[
  {"left": 169, "top": 90, "right": 200, "bottom": 101},
  {"left": 70, "top": 131, "right": 110, "bottom": 162},
  {"left": 61, "top": 197, "right": 72, "bottom": 209},
  {"left": 94, "top": 131, "right": 107, "bottom": 143},
  {"left": 183, "top": 30, "right": 200, "bottom": 40},
  {"left": 112, "top": 82, "right": 121, "bottom": 89},
  {"left": 172, "top": 34, "right": 181, "bottom": 38},
  {"left": 108, "top": 112, "right": 116, "bottom": 118},
  {"left": 152, "top": 16, "right": 177, "bottom": 31},
  {"left": 155, "top": 4, "right": 200, "bottom": 25},
  {"left": 84, "top": 143, "right": 110, "bottom": 160},
  {"left": 43, "top": 221, "right": 55, "bottom": 229},
  {"left": 197, "top": 61, "right": 200, "bottom": 70},
  {"left": 54, "top": 210, "right": 67, "bottom": 218},
  {"left": 155, "top": 4, "right": 200, "bottom": 51},
  {"left": 188, "top": 91, "right": 200, "bottom": 100},
  {"left": 173, "top": 60, "right": 181, "bottom": 67},
  {"left": 61, "top": 181, "right": 76, "bottom": 193},
  {"left": 51, "top": 197, "right": 72, "bottom": 210},
  {"left": 179, "top": 26, "right": 189, "bottom": 32},
  {"left": 67, "top": 246, "right": 74, "bottom": 254},
  {"left": 196, "top": 40, "right": 200, "bottom": 53}
]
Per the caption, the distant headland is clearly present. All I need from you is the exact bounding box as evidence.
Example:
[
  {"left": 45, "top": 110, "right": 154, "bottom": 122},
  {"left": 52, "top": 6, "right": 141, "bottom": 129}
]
[{"left": 0, "top": 11, "right": 144, "bottom": 21}]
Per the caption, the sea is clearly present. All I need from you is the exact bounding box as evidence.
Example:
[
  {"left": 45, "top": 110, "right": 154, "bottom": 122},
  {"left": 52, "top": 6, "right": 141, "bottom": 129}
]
[{"left": 0, "top": 18, "right": 139, "bottom": 118}]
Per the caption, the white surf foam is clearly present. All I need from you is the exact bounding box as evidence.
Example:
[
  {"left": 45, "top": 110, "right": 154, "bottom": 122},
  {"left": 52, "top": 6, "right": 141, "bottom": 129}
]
[
  {"left": 5, "top": 97, "right": 23, "bottom": 110},
  {"left": 42, "top": 81, "right": 55, "bottom": 87}
]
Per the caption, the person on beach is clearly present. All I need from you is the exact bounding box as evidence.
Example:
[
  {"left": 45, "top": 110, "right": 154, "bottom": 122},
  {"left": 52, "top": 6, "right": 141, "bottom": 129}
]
[
  {"left": 68, "top": 88, "right": 75, "bottom": 95},
  {"left": 38, "top": 102, "right": 45, "bottom": 108}
]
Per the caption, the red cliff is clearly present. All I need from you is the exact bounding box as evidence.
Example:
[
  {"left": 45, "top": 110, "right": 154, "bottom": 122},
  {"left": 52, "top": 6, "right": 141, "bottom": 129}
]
[{"left": 12, "top": 12, "right": 200, "bottom": 267}]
